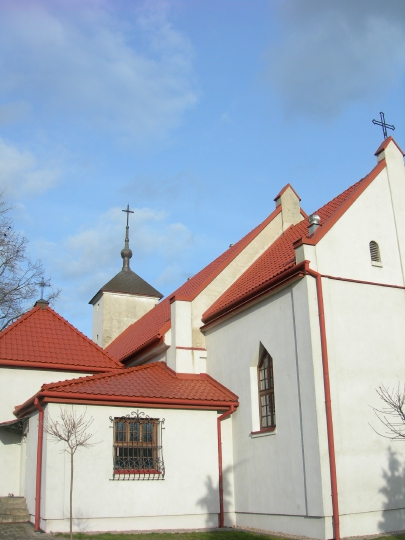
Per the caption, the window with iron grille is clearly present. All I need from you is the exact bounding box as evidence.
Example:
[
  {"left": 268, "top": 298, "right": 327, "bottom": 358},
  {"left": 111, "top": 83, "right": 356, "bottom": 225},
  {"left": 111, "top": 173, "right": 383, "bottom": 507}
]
[
  {"left": 369, "top": 241, "right": 381, "bottom": 264},
  {"left": 110, "top": 411, "right": 165, "bottom": 480},
  {"left": 258, "top": 350, "right": 276, "bottom": 430}
]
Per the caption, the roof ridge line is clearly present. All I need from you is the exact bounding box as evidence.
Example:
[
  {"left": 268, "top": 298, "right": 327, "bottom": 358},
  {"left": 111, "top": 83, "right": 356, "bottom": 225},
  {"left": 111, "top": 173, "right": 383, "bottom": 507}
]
[
  {"left": 0, "top": 304, "right": 38, "bottom": 337},
  {"left": 44, "top": 306, "right": 122, "bottom": 367}
]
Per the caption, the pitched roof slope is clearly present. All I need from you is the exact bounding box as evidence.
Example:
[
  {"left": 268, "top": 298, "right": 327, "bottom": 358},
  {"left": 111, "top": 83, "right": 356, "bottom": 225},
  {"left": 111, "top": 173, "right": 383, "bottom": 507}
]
[
  {"left": 0, "top": 304, "right": 122, "bottom": 372},
  {"left": 16, "top": 362, "right": 238, "bottom": 411},
  {"left": 106, "top": 206, "right": 283, "bottom": 362},
  {"left": 89, "top": 268, "right": 162, "bottom": 304},
  {"left": 202, "top": 160, "right": 384, "bottom": 323}
]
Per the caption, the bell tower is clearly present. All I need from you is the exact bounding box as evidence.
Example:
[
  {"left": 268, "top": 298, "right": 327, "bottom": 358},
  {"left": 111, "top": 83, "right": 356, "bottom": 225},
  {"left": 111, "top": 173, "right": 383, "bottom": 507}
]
[{"left": 89, "top": 205, "right": 162, "bottom": 348}]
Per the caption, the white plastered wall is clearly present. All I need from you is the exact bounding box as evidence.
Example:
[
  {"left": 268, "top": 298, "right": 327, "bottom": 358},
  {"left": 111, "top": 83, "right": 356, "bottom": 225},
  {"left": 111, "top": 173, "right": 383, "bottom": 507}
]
[
  {"left": 29, "top": 403, "right": 229, "bottom": 533},
  {"left": 92, "top": 292, "right": 159, "bottom": 348},
  {"left": 205, "top": 280, "right": 329, "bottom": 540},
  {"left": 0, "top": 367, "right": 90, "bottom": 497},
  {"left": 308, "top": 160, "right": 405, "bottom": 536}
]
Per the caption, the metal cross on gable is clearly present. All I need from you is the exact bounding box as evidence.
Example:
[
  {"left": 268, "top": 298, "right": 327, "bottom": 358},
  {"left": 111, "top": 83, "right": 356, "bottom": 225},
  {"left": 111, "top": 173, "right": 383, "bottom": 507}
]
[
  {"left": 122, "top": 204, "right": 134, "bottom": 228},
  {"left": 372, "top": 112, "right": 395, "bottom": 139},
  {"left": 38, "top": 278, "right": 50, "bottom": 300}
]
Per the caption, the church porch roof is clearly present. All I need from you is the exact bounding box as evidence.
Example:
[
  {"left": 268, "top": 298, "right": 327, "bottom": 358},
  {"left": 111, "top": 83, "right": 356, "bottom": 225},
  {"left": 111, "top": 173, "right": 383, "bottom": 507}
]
[{"left": 14, "top": 361, "right": 239, "bottom": 416}]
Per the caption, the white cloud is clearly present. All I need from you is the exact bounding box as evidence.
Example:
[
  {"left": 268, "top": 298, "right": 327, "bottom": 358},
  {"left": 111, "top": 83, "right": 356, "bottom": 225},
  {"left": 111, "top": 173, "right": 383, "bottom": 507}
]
[
  {"left": 0, "top": 0, "right": 198, "bottom": 142},
  {"left": 265, "top": 0, "right": 405, "bottom": 120},
  {"left": 0, "top": 138, "right": 60, "bottom": 198},
  {"left": 35, "top": 205, "right": 195, "bottom": 283}
]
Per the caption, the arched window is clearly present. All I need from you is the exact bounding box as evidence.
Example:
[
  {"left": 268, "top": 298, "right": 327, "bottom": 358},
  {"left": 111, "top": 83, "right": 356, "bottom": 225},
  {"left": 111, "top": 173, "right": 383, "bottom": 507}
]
[
  {"left": 369, "top": 241, "right": 381, "bottom": 264},
  {"left": 258, "top": 349, "right": 276, "bottom": 429}
]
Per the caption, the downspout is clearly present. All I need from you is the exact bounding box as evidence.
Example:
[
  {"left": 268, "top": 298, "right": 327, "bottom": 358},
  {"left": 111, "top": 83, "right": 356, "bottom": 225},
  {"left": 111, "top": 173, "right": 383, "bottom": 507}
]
[
  {"left": 306, "top": 269, "right": 340, "bottom": 540},
  {"left": 217, "top": 405, "right": 236, "bottom": 528},
  {"left": 34, "top": 397, "right": 44, "bottom": 532}
]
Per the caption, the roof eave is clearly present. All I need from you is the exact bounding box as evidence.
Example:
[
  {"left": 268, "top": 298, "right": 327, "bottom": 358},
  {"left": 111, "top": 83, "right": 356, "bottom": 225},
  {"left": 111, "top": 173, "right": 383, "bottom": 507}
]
[
  {"left": 16, "top": 391, "right": 238, "bottom": 416},
  {"left": 202, "top": 260, "right": 310, "bottom": 329},
  {"left": 0, "top": 359, "right": 121, "bottom": 372}
]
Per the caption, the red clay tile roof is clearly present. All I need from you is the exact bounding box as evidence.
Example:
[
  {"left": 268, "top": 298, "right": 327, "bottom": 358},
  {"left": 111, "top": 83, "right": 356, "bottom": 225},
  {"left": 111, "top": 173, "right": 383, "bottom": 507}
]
[
  {"left": 202, "top": 160, "right": 386, "bottom": 324},
  {"left": 0, "top": 304, "right": 122, "bottom": 372},
  {"left": 106, "top": 205, "right": 284, "bottom": 362},
  {"left": 15, "top": 362, "right": 238, "bottom": 413}
]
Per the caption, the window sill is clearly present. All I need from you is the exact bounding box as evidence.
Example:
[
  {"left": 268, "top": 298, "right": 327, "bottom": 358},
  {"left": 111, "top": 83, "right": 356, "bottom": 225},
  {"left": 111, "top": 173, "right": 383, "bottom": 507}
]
[
  {"left": 250, "top": 427, "right": 276, "bottom": 438},
  {"left": 371, "top": 261, "right": 383, "bottom": 267}
]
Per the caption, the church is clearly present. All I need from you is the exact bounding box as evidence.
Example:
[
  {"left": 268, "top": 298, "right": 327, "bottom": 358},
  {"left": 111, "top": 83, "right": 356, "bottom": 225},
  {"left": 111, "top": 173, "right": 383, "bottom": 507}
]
[{"left": 1, "top": 136, "right": 405, "bottom": 540}]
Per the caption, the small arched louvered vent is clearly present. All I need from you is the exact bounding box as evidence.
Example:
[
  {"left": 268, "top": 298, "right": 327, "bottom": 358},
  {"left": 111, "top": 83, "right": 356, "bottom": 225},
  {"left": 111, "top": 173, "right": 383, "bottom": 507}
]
[{"left": 369, "top": 241, "right": 381, "bottom": 264}]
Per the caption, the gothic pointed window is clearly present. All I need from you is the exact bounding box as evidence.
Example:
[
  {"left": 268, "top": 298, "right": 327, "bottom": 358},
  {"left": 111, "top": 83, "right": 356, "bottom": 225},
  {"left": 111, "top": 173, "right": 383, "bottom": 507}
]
[{"left": 258, "top": 349, "right": 276, "bottom": 429}]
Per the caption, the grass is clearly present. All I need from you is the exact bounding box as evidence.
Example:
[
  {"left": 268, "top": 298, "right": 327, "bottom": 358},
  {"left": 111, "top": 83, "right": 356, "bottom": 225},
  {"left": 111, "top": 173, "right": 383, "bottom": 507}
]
[{"left": 54, "top": 532, "right": 405, "bottom": 540}]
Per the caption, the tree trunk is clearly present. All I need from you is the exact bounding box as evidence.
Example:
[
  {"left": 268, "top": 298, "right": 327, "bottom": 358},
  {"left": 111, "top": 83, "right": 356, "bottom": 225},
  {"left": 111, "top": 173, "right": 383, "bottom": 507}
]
[{"left": 70, "top": 452, "right": 73, "bottom": 540}]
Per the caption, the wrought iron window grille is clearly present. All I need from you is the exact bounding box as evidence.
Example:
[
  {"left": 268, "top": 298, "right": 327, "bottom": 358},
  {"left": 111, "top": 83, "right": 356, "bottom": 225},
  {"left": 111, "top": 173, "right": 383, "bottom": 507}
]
[{"left": 110, "top": 411, "right": 165, "bottom": 480}]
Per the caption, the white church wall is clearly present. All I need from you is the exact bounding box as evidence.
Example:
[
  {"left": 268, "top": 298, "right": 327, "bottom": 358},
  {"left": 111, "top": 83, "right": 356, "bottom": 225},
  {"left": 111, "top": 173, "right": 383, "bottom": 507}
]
[
  {"left": 320, "top": 277, "right": 405, "bottom": 537},
  {"left": 25, "top": 412, "right": 39, "bottom": 523},
  {"left": 314, "top": 167, "right": 404, "bottom": 285},
  {"left": 205, "top": 279, "right": 328, "bottom": 539},
  {"left": 0, "top": 430, "right": 21, "bottom": 497},
  {"left": 37, "top": 403, "right": 223, "bottom": 533},
  {"left": 0, "top": 367, "right": 90, "bottom": 497}
]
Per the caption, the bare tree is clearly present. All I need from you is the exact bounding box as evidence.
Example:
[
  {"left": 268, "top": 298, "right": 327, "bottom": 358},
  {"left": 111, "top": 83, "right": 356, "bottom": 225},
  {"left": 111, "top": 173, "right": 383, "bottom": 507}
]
[
  {"left": 44, "top": 408, "right": 97, "bottom": 540},
  {"left": 0, "top": 192, "right": 60, "bottom": 329},
  {"left": 372, "top": 385, "right": 405, "bottom": 440}
]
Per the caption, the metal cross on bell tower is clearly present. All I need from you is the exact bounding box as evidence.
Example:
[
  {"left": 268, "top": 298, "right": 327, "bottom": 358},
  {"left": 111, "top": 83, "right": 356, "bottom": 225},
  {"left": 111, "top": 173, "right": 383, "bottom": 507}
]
[
  {"left": 121, "top": 204, "right": 134, "bottom": 271},
  {"left": 372, "top": 112, "right": 395, "bottom": 139}
]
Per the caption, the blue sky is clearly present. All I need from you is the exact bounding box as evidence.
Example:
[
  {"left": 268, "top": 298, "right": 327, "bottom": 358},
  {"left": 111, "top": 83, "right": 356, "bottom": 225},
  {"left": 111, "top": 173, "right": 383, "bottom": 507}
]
[{"left": 1, "top": 0, "right": 405, "bottom": 337}]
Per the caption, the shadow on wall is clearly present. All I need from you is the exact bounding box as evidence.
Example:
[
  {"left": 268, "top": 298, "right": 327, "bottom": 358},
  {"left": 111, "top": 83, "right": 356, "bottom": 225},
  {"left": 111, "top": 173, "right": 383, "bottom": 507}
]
[
  {"left": 197, "top": 465, "right": 233, "bottom": 528},
  {"left": 378, "top": 447, "right": 405, "bottom": 533}
]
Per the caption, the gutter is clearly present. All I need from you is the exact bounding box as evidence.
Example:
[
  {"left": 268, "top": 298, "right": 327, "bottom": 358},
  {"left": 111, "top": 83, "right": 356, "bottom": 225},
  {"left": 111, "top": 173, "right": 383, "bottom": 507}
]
[
  {"left": 217, "top": 405, "right": 236, "bottom": 528},
  {"left": 305, "top": 268, "right": 340, "bottom": 540},
  {"left": 34, "top": 398, "right": 44, "bottom": 532},
  {"left": 202, "top": 260, "right": 309, "bottom": 328},
  {"left": 15, "top": 390, "right": 237, "bottom": 418}
]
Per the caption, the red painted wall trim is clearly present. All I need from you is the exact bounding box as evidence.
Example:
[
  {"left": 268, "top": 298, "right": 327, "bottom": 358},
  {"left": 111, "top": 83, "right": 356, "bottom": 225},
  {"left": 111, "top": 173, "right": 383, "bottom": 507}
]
[
  {"left": 34, "top": 398, "right": 44, "bottom": 532},
  {"left": 0, "top": 359, "right": 117, "bottom": 372},
  {"left": 306, "top": 269, "right": 340, "bottom": 540},
  {"left": 322, "top": 274, "right": 405, "bottom": 290},
  {"left": 217, "top": 405, "right": 235, "bottom": 528}
]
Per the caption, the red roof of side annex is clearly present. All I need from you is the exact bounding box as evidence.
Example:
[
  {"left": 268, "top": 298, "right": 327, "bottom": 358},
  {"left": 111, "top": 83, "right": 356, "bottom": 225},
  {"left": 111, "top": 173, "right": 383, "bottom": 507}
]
[
  {"left": 0, "top": 303, "right": 122, "bottom": 372},
  {"left": 14, "top": 361, "right": 239, "bottom": 417}
]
